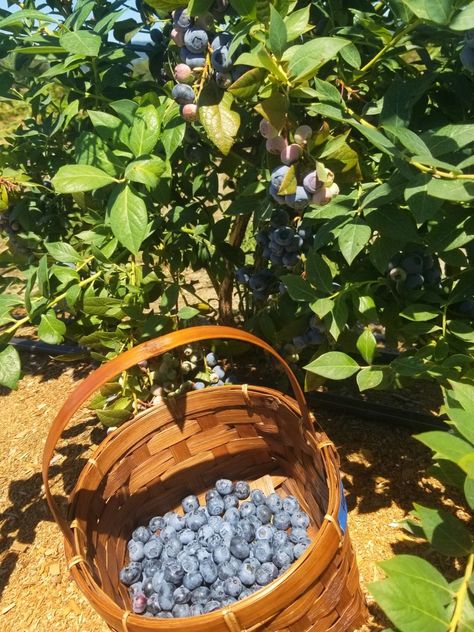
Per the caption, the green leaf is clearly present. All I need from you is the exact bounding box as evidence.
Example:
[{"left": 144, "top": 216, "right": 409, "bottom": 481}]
[
  {"left": 314, "top": 78, "right": 343, "bottom": 105},
  {"left": 446, "top": 405, "right": 474, "bottom": 445},
  {"left": 45, "top": 242, "right": 83, "bottom": 264},
  {"left": 161, "top": 104, "right": 186, "bottom": 159},
  {"left": 254, "top": 90, "right": 288, "bottom": 130},
  {"left": 339, "top": 43, "right": 361, "bottom": 69},
  {"left": 59, "top": 30, "right": 101, "bottom": 57},
  {"left": 13, "top": 46, "right": 66, "bottom": 55},
  {"left": 280, "top": 275, "right": 317, "bottom": 302},
  {"left": 0, "top": 9, "right": 60, "bottom": 28},
  {"left": 450, "top": 4, "right": 474, "bottom": 31},
  {"left": 88, "top": 110, "right": 129, "bottom": 146},
  {"left": 52, "top": 165, "right": 117, "bottom": 193},
  {"left": 268, "top": 6, "right": 287, "bottom": 58},
  {"left": 0, "top": 346, "right": 21, "bottom": 390},
  {"left": 228, "top": 68, "right": 267, "bottom": 100},
  {"left": 351, "top": 121, "right": 397, "bottom": 156},
  {"left": 369, "top": 576, "right": 450, "bottom": 632},
  {"left": 365, "top": 207, "right": 418, "bottom": 244},
  {"left": 400, "top": 304, "right": 440, "bottom": 321},
  {"left": 415, "top": 431, "right": 472, "bottom": 470},
  {"left": 38, "top": 310, "right": 66, "bottom": 345},
  {"left": 108, "top": 184, "right": 147, "bottom": 255},
  {"left": 287, "top": 37, "right": 350, "bottom": 82},
  {"left": 421, "top": 124, "right": 474, "bottom": 157},
  {"left": 306, "top": 251, "right": 333, "bottom": 294},
  {"left": 337, "top": 219, "right": 371, "bottom": 265},
  {"left": 447, "top": 380, "right": 474, "bottom": 413},
  {"left": 405, "top": 174, "right": 443, "bottom": 224},
  {"left": 449, "top": 320, "right": 474, "bottom": 344},
  {"left": 278, "top": 164, "right": 297, "bottom": 195},
  {"left": 412, "top": 503, "right": 473, "bottom": 556},
  {"left": 125, "top": 158, "right": 166, "bottom": 189},
  {"left": 427, "top": 179, "right": 474, "bottom": 203},
  {"left": 129, "top": 105, "right": 161, "bottom": 157},
  {"left": 378, "top": 555, "right": 452, "bottom": 602},
  {"left": 357, "top": 367, "right": 386, "bottom": 391},
  {"left": 0, "top": 295, "right": 22, "bottom": 327},
  {"left": 401, "top": 0, "right": 453, "bottom": 24},
  {"left": 284, "top": 6, "right": 311, "bottom": 41},
  {"left": 83, "top": 296, "right": 124, "bottom": 318},
  {"left": 188, "top": 0, "right": 214, "bottom": 16},
  {"left": 465, "top": 476, "right": 474, "bottom": 510},
  {"left": 75, "top": 132, "right": 123, "bottom": 177},
  {"left": 357, "top": 329, "right": 377, "bottom": 364},
  {"left": 198, "top": 83, "right": 240, "bottom": 156},
  {"left": 96, "top": 407, "right": 132, "bottom": 427},
  {"left": 304, "top": 352, "right": 360, "bottom": 380},
  {"left": 178, "top": 306, "right": 200, "bottom": 320}
]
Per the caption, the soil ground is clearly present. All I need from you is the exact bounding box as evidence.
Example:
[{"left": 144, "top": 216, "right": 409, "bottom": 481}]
[{"left": 0, "top": 351, "right": 470, "bottom": 631}]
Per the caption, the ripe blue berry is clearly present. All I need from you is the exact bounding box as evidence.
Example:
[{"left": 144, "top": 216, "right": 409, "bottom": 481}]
[
  {"left": 164, "top": 561, "right": 185, "bottom": 585},
  {"left": 200, "top": 559, "right": 218, "bottom": 583},
  {"left": 183, "top": 571, "right": 203, "bottom": 590},
  {"left": 239, "top": 519, "right": 256, "bottom": 543},
  {"left": 173, "top": 8, "right": 192, "bottom": 29},
  {"left": 148, "top": 516, "right": 165, "bottom": 533},
  {"left": 273, "top": 530, "right": 289, "bottom": 547},
  {"left": 208, "top": 515, "right": 224, "bottom": 532},
  {"left": 207, "top": 496, "right": 225, "bottom": 516},
  {"left": 128, "top": 540, "right": 145, "bottom": 562},
  {"left": 179, "top": 528, "right": 196, "bottom": 545},
  {"left": 174, "top": 585, "right": 191, "bottom": 603},
  {"left": 224, "top": 576, "right": 243, "bottom": 597},
  {"left": 158, "top": 580, "right": 175, "bottom": 610},
  {"left": 168, "top": 513, "right": 186, "bottom": 531},
  {"left": 143, "top": 537, "right": 163, "bottom": 559},
  {"left": 234, "top": 480, "right": 250, "bottom": 500},
  {"left": 190, "top": 604, "right": 203, "bottom": 616},
  {"left": 294, "top": 540, "right": 311, "bottom": 558},
  {"left": 271, "top": 165, "right": 290, "bottom": 190},
  {"left": 285, "top": 186, "right": 310, "bottom": 210},
  {"left": 132, "top": 526, "right": 151, "bottom": 543},
  {"left": 197, "top": 524, "right": 214, "bottom": 545},
  {"left": 161, "top": 525, "right": 177, "bottom": 541},
  {"left": 206, "top": 488, "right": 220, "bottom": 502},
  {"left": 182, "top": 495, "right": 200, "bottom": 513},
  {"left": 254, "top": 539, "right": 273, "bottom": 563},
  {"left": 256, "top": 505, "right": 272, "bottom": 524},
  {"left": 273, "top": 510, "right": 291, "bottom": 531},
  {"left": 212, "top": 365, "right": 226, "bottom": 380},
  {"left": 146, "top": 592, "right": 160, "bottom": 614},
  {"left": 191, "top": 585, "right": 211, "bottom": 604},
  {"left": 272, "top": 549, "right": 293, "bottom": 569},
  {"left": 291, "top": 511, "right": 310, "bottom": 529},
  {"left": 173, "top": 603, "right": 191, "bottom": 617},
  {"left": 181, "top": 554, "right": 199, "bottom": 573},
  {"left": 165, "top": 537, "right": 183, "bottom": 557},
  {"left": 210, "top": 579, "right": 226, "bottom": 600},
  {"left": 203, "top": 600, "right": 221, "bottom": 613},
  {"left": 120, "top": 562, "right": 142, "bottom": 586},
  {"left": 224, "top": 507, "right": 240, "bottom": 524},
  {"left": 213, "top": 544, "right": 231, "bottom": 564},
  {"left": 255, "top": 562, "right": 278, "bottom": 586},
  {"left": 240, "top": 501, "right": 256, "bottom": 518},
  {"left": 223, "top": 493, "right": 239, "bottom": 510},
  {"left": 172, "top": 83, "right": 195, "bottom": 105},
  {"left": 218, "top": 560, "right": 237, "bottom": 580},
  {"left": 183, "top": 27, "right": 208, "bottom": 53},
  {"left": 207, "top": 533, "right": 223, "bottom": 550},
  {"left": 216, "top": 479, "right": 234, "bottom": 495},
  {"left": 255, "top": 524, "right": 273, "bottom": 540},
  {"left": 289, "top": 526, "right": 309, "bottom": 544},
  {"left": 206, "top": 352, "right": 218, "bottom": 367},
  {"left": 143, "top": 559, "right": 161, "bottom": 579},
  {"left": 230, "top": 536, "right": 250, "bottom": 560},
  {"left": 251, "top": 489, "right": 266, "bottom": 505},
  {"left": 186, "top": 509, "right": 207, "bottom": 531},
  {"left": 265, "top": 493, "right": 283, "bottom": 513}
]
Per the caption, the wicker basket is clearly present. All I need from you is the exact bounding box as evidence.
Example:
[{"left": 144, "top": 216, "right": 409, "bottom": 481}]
[{"left": 42, "top": 326, "right": 367, "bottom": 631}]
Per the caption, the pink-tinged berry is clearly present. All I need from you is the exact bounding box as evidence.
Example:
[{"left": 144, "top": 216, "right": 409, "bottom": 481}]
[
  {"left": 280, "top": 143, "right": 302, "bottom": 165},
  {"left": 182, "top": 103, "right": 199, "bottom": 122},
  {"left": 174, "top": 63, "right": 194, "bottom": 83},
  {"left": 266, "top": 135, "right": 287, "bottom": 155},
  {"left": 294, "top": 125, "right": 312, "bottom": 144},
  {"left": 302, "top": 171, "right": 320, "bottom": 194},
  {"left": 259, "top": 119, "right": 278, "bottom": 139},
  {"left": 311, "top": 182, "right": 339, "bottom": 206},
  {"left": 171, "top": 28, "right": 185, "bottom": 47}
]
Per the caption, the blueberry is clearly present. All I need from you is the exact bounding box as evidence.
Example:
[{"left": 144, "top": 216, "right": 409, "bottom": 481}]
[
  {"left": 193, "top": 381, "right": 206, "bottom": 390},
  {"left": 222, "top": 596, "right": 237, "bottom": 606},
  {"left": 173, "top": 8, "right": 193, "bottom": 29},
  {"left": 269, "top": 184, "right": 287, "bottom": 204},
  {"left": 265, "top": 493, "right": 283, "bottom": 513},
  {"left": 247, "top": 514, "right": 262, "bottom": 530},
  {"left": 280, "top": 498, "right": 297, "bottom": 520},
  {"left": 157, "top": 611, "right": 174, "bottom": 618},
  {"left": 223, "top": 493, "right": 239, "bottom": 510},
  {"left": 254, "top": 539, "right": 273, "bottom": 563},
  {"left": 197, "top": 524, "right": 214, "bottom": 546},
  {"left": 273, "top": 227, "right": 294, "bottom": 247},
  {"left": 165, "top": 537, "right": 183, "bottom": 557},
  {"left": 182, "top": 495, "right": 200, "bottom": 513},
  {"left": 173, "top": 603, "right": 191, "bottom": 617},
  {"left": 146, "top": 592, "right": 160, "bottom": 615},
  {"left": 216, "top": 479, "right": 234, "bottom": 495},
  {"left": 129, "top": 581, "right": 143, "bottom": 597},
  {"left": 190, "top": 604, "right": 203, "bottom": 616},
  {"left": 207, "top": 496, "right": 225, "bottom": 516},
  {"left": 158, "top": 580, "right": 175, "bottom": 610},
  {"left": 200, "top": 559, "right": 218, "bottom": 583},
  {"left": 149, "top": 516, "right": 165, "bottom": 533},
  {"left": 132, "top": 526, "right": 151, "bottom": 543},
  {"left": 203, "top": 600, "right": 221, "bottom": 613},
  {"left": 255, "top": 562, "right": 278, "bottom": 586},
  {"left": 128, "top": 540, "right": 145, "bottom": 562},
  {"left": 240, "top": 588, "right": 253, "bottom": 599},
  {"left": 161, "top": 525, "right": 177, "bottom": 542},
  {"left": 179, "top": 528, "right": 196, "bottom": 545},
  {"left": 211, "top": 32, "right": 232, "bottom": 51},
  {"left": 273, "top": 530, "right": 289, "bottom": 547},
  {"left": 183, "top": 571, "right": 203, "bottom": 590},
  {"left": 142, "top": 578, "right": 155, "bottom": 597},
  {"left": 389, "top": 266, "right": 407, "bottom": 282},
  {"left": 191, "top": 585, "right": 211, "bottom": 604},
  {"left": 289, "top": 526, "right": 309, "bottom": 544},
  {"left": 224, "top": 507, "right": 240, "bottom": 524},
  {"left": 272, "top": 550, "right": 293, "bottom": 569},
  {"left": 239, "top": 519, "right": 256, "bottom": 543},
  {"left": 239, "top": 561, "right": 256, "bottom": 586},
  {"left": 183, "top": 27, "right": 208, "bottom": 53},
  {"left": 230, "top": 536, "right": 250, "bottom": 560},
  {"left": 143, "top": 537, "right": 163, "bottom": 560},
  {"left": 168, "top": 513, "right": 186, "bottom": 531},
  {"left": 273, "top": 510, "right": 291, "bottom": 530},
  {"left": 208, "top": 515, "right": 224, "bottom": 532},
  {"left": 256, "top": 524, "right": 273, "bottom": 540},
  {"left": 206, "top": 488, "right": 220, "bottom": 502},
  {"left": 212, "top": 365, "right": 226, "bottom": 380},
  {"left": 120, "top": 562, "right": 142, "bottom": 586},
  {"left": 132, "top": 593, "right": 148, "bottom": 614},
  {"left": 172, "top": 83, "right": 195, "bottom": 105},
  {"left": 164, "top": 561, "right": 185, "bottom": 585},
  {"left": 256, "top": 505, "right": 272, "bottom": 524},
  {"left": 196, "top": 547, "right": 212, "bottom": 563},
  {"left": 217, "top": 560, "right": 237, "bottom": 580},
  {"left": 174, "top": 585, "right": 191, "bottom": 604},
  {"left": 240, "top": 501, "right": 256, "bottom": 519},
  {"left": 180, "top": 47, "right": 206, "bottom": 69},
  {"left": 251, "top": 489, "right": 266, "bottom": 505},
  {"left": 294, "top": 540, "right": 311, "bottom": 558},
  {"left": 181, "top": 554, "right": 199, "bottom": 573},
  {"left": 211, "top": 46, "right": 232, "bottom": 72},
  {"left": 405, "top": 273, "right": 424, "bottom": 290},
  {"left": 213, "top": 544, "right": 231, "bottom": 564},
  {"left": 205, "top": 352, "right": 218, "bottom": 367},
  {"left": 186, "top": 509, "right": 207, "bottom": 531},
  {"left": 219, "top": 521, "right": 235, "bottom": 541},
  {"left": 283, "top": 253, "right": 301, "bottom": 268},
  {"left": 401, "top": 252, "right": 424, "bottom": 274},
  {"left": 143, "top": 559, "right": 162, "bottom": 579},
  {"left": 224, "top": 576, "right": 243, "bottom": 597},
  {"left": 184, "top": 541, "right": 201, "bottom": 557},
  {"left": 291, "top": 511, "right": 310, "bottom": 529},
  {"left": 285, "top": 186, "right": 310, "bottom": 210},
  {"left": 271, "top": 165, "right": 290, "bottom": 191}
]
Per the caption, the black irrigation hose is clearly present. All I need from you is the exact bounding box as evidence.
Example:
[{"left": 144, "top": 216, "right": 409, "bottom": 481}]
[
  {"left": 10, "top": 338, "right": 446, "bottom": 431},
  {"left": 306, "top": 391, "right": 448, "bottom": 432}
]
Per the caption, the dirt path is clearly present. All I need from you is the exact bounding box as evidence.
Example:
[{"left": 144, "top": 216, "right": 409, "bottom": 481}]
[{"left": 0, "top": 351, "right": 465, "bottom": 631}]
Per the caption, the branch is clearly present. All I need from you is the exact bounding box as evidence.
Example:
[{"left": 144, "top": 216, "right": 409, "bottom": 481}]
[{"left": 358, "top": 19, "right": 422, "bottom": 75}]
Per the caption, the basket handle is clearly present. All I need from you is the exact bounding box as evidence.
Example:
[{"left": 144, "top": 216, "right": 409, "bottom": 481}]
[{"left": 42, "top": 325, "right": 313, "bottom": 546}]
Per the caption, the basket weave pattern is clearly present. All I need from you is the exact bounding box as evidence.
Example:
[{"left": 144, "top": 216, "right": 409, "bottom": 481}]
[{"left": 42, "top": 326, "right": 367, "bottom": 631}]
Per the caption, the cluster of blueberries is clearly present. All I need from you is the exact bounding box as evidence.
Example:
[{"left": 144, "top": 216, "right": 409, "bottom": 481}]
[
  {"left": 150, "top": 349, "right": 237, "bottom": 403},
  {"left": 259, "top": 119, "right": 340, "bottom": 211},
  {"left": 256, "top": 208, "right": 312, "bottom": 270},
  {"left": 169, "top": 5, "right": 245, "bottom": 121},
  {"left": 387, "top": 249, "right": 442, "bottom": 291},
  {"left": 289, "top": 315, "right": 326, "bottom": 356},
  {"left": 119, "top": 479, "right": 311, "bottom": 618},
  {"left": 460, "top": 29, "right": 474, "bottom": 72}
]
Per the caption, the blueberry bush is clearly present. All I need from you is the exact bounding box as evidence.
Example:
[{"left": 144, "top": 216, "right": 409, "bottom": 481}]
[{"left": 0, "top": 0, "right": 473, "bottom": 628}]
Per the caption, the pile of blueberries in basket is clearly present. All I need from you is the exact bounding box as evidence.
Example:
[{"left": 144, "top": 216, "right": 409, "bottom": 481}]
[{"left": 119, "top": 479, "right": 311, "bottom": 618}]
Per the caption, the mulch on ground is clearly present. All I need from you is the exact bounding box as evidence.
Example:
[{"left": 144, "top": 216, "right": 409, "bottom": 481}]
[{"left": 0, "top": 352, "right": 469, "bottom": 631}]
